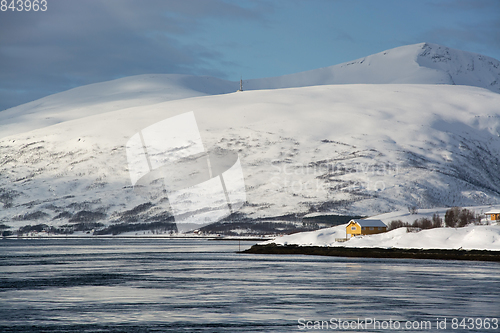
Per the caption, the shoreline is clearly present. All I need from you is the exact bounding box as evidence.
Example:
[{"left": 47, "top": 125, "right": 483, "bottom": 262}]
[
  {"left": 1, "top": 235, "right": 269, "bottom": 241},
  {"left": 242, "top": 244, "right": 500, "bottom": 262}
]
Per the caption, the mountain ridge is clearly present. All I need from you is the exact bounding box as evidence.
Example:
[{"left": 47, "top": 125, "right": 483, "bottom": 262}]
[
  {"left": 245, "top": 42, "right": 500, "bottom": 92},
  {"left": 1, "top": 42, "right": 499, "bottom": 139}
]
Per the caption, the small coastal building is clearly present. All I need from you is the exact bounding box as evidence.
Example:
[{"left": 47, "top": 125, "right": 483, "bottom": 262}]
[
  {"left": 346, "top": 219, "right": 387, "bottom": 238},
  {"left": 485, "top": 210, "right": 500, "bottom": 224}
]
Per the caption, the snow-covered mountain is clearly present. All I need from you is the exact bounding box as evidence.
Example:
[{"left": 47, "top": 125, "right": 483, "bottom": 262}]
[
  {"left": 2, "top": 43, "right": 499, "bottom": 139},
  {"left": 0, "top": 74, "right": 238, "bottom": 138},
  {"left": 2, "top": 43, "right": 500, "bottom": 234},
  {"left": 246, "top": 42, "right": 500, "bottom": 93}
]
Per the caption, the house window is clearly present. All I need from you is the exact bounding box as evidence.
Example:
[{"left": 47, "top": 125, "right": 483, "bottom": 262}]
[
  {"left": 370, "top": 227, "right": 374, "bottom": 230},
  {"left": 351, "top": 227, "right": 356, "bottom": 230}
]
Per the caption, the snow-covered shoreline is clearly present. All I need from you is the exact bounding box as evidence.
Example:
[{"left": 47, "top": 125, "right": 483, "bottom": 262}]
[
  {"left": 262, "top": 224, "right": 500, "bottom": 251},
  {"left": 261, "top": 206, "right": 500, "bottom": 251}
]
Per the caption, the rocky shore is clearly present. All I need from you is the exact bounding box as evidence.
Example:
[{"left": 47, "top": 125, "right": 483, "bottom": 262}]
[{"left": 242, "top": 244, "right": 500, "bottom": 262}]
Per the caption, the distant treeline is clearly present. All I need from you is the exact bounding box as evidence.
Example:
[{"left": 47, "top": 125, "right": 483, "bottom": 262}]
[
  {"left": 8, "top": 221, "right": 176, "bottom": 237},
  {"left": 198, "top": 214, "right": 364, "bottom": 236},
  {"left": 388, "top": 207, "right": 483, "bottom": 231}
]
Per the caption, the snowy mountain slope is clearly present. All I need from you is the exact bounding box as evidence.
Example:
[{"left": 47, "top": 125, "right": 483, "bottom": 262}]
[
  {"left": 246, "top": 43, "right": 500, "bottom": 94},
  {"left": 2, "top": 84, "right": 500, "bottom": 231},
  {"left": 0, "top": 74, "right": 238, "bottom": 138},
  {"left": 2, "top": 43, "right": 499, "bottom": 139}
]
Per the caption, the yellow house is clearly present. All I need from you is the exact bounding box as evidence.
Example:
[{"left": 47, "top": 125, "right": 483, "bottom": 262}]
[
  {"left": 346, "top": 219, "right": 387, "bottom": 238},
  {"left": 485, "top": 211, "right": 500, "bottom": 224}
]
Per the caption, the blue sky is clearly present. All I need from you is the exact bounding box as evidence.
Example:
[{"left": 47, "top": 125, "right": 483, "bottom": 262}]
[{"left": 0, "top": 0, "right": 499, "bottom": 111}]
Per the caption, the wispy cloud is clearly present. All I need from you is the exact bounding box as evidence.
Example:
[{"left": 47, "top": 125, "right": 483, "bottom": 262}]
[{"left": 0, "top": 0, "right": 269, "bottom": 111}]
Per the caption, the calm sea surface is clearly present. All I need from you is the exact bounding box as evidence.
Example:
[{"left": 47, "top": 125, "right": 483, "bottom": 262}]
[{"left": 1, "top": 238, "right": 499, "bottom": 332}]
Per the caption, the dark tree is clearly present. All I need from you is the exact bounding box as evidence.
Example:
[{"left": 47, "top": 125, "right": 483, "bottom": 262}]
[
  {"left": 432, "top": 213, "right": 443, "bottom": 228},
  {"left": 445, "top": 207, "right": 479, "bottom": 228},
  {"left": 457, "top": 208, "right": 477, "bottom": 227},
  {"left": 445, "top": 207, "right": 461, "bottom": 228},
  {"left": 413, "top": 218, "right": 432, "bottom": 230},
  {"left": 388, "top": 220, "right": 407, "bottom": 231}
]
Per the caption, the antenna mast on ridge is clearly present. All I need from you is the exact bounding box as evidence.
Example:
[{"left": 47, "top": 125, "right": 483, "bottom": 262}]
[{"left": 238, "top": 76, "right": 243, "bottom": 92}]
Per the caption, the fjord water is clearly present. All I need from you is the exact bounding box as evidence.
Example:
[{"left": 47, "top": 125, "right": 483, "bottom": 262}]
[{"left": 1, "top": 239, "right": 499, "bottom": 332}]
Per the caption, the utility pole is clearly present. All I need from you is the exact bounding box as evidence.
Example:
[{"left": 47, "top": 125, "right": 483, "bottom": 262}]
[{"left": 238, "top": 76, "right": 243, "bottom": 92}]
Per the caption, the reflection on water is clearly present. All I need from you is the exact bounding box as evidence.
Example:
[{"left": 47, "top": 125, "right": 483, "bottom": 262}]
[{"left": 1, "top": 238, "right": 499, "bottom": 332}]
